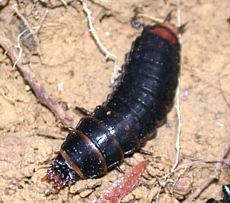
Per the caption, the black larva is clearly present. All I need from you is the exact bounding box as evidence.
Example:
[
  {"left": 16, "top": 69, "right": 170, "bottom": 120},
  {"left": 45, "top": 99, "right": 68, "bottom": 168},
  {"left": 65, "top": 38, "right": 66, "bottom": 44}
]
[
  {"left": 45, "top": 12, "right": 186, "bottom": 190},
  {"left": 206, "top": 185, "right": 230, "bottom": 203}
]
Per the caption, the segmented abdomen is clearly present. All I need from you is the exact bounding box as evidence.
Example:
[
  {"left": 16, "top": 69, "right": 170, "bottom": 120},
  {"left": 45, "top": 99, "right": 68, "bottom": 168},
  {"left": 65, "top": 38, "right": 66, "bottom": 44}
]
[{"left": 46, "top": 17, "right": 182, "bottom": 190}]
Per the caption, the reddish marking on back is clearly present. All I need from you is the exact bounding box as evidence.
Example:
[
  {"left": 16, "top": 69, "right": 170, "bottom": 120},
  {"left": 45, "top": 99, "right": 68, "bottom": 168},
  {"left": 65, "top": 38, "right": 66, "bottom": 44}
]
[{"left": 152, "top": 26, "right": 177, "bottom": 44}]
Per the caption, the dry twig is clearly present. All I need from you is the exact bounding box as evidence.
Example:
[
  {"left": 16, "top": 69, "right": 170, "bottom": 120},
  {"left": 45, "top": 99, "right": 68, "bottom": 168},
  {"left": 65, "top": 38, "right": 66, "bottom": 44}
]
[
  {"left": 79, "top": 0, "right": 120, "bottom": 84},
  {"left": 171, "top": 0, "right": 182, "bottom": 174},
  {"left": 0, "top": 36, "right": 75, "bottom": 128},
  {"left": 37, "top": 131, "right": 65, "bottom": 139},
  {"left": 184, "top": 137, "right": 230, "bottom": 203},
  {"left": 13, "top": 5, "right": 40, "bottom": 46},
  {"left": 137, "top": 14, "right": 163, "bottom": 23}
]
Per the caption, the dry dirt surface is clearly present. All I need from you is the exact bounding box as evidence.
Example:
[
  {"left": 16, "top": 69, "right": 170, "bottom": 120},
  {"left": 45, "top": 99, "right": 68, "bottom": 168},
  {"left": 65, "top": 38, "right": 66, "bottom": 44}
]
[{"left": 0, "top": 0, "right": 230, "bottom": 203}]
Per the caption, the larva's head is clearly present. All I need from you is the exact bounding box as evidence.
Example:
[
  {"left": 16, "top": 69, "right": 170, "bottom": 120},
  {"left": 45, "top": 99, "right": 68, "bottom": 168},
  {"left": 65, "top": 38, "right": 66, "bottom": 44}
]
[
  {"left": 43, "top": 153, "right": 80, "bottom": 192},
  {"left": 161, "top": 10, "right": 188, "bottom": 36},
  {"left": 150, "top": 10, "right": 188, "bottom": 45}
]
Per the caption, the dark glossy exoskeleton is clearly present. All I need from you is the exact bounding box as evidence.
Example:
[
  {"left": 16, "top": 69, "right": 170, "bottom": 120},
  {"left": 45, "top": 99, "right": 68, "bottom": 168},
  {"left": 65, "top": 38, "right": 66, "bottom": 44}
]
[
  {"left": 44, "top": 11, "right": 187, "bottom": 191},
  {"left": 206, "top": 185, "right": 230, "bottom": 203}
]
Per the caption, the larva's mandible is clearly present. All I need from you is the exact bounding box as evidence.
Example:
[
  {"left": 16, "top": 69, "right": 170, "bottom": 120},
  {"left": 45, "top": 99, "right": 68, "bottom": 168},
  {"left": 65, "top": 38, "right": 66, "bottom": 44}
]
[{"left": 45, "top": 11, "right": 186, "bottom": 190}]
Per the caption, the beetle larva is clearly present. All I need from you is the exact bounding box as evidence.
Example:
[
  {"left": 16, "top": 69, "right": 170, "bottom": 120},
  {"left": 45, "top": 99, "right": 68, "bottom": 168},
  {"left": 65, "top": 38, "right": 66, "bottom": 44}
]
[{"left": 44, "top": 11, "right": 186, "bottom": 191}]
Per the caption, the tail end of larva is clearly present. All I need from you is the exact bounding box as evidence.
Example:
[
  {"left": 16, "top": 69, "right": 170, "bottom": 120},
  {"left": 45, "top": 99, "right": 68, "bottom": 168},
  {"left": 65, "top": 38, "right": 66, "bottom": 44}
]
[{"left": 43, "top": 153, "right": 80, "bottom": 193}]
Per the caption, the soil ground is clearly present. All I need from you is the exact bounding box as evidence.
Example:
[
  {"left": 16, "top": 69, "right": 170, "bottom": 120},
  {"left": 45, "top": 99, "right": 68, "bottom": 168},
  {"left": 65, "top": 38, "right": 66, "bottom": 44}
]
[{"left": 0, "top": 0, "right": 230, "bottom": 202}]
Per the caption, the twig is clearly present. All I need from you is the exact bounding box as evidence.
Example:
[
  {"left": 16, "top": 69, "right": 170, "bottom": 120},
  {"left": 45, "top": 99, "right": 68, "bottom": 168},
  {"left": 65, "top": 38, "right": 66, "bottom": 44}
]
[
  {"left": 199, "top": 62, "right": 230, "bottom": 92},
  {"left": 13, "top": 5, "right": 40, "bottom": 45},
  {"left": 182, "top": 154, "right": 230, "bottom": 166},
  {"left": 0, "top": 36, "right": 75, "bottom": 128},
  {"left": 58, "top": 0, "right": 67, "bottom": 7},
  {"left": 37, "top": 131, "right": 65, "bottom": 139},
  {"left": 0, "top": 88, "right": 15, "bottom": 104},
  {"left": 39, "top": 0, "right": 73, "bottom": 8},
  {"left": 184, "top": 137, "right": 230, "bottom": 203},
  {"left": 80, "top": 0, "right": 120, "bottom": 84},
  {"left": 171, "top": 78, "right": 182, "bottom": 172},
  {"left": 12, "top": 30, "right": 27, "bottom": 69},
  {"left": 219, "top": 72, "right": 230, "bottom": 109},
  {"left": 33, "top": 7, "right": 49, "bottom": 34},
  {"left": 137, "top": 14, "right": 163, "bottom": 23},
  {"left": 155, "top": 185, "right": 162, "bottom": 203},
  {"left": 171, "top": 0, "right": 182, "bottom": 175},
  {"left": 176, "top": 0, "right": 181, "bottom": 30}
]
